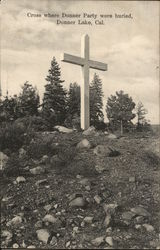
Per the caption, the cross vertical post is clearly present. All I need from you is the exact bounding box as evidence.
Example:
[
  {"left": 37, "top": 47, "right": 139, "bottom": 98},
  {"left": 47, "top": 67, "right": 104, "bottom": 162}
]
[
  {"left": 81, "top": 34, "right": 90, "bottom": 130},
  {"left": 61, "top": 34, "right": 107, "bottom": 130}
]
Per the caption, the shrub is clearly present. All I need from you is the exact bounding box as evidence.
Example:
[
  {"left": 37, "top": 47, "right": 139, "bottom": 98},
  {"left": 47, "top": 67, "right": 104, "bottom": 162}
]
[{"left": 15, "top": 116, "right": 49, "bottom": 131}]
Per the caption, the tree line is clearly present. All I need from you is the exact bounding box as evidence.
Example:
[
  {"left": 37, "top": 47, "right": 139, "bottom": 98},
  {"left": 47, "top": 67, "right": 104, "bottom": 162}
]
[{"left": 0, "top": 57, "right": 150, "bottom": 133}]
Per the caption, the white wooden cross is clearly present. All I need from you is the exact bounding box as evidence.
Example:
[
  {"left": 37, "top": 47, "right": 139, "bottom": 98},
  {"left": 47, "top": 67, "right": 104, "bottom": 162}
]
[{"left": 61, "top": 34, "right": 107, "bottom": 130}]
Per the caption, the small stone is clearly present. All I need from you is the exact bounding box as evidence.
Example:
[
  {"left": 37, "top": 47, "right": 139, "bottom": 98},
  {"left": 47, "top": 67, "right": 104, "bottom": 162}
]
[
  {"left": 94, "top": 195, "right": 102, "bottom": 204},
  {"left": 85, "top": 185, "right": 91, "bottom": 191},
  {"left": 135, "top": 224, "right": 141, "bottom": 230},
  {"left": 66, "top": 241, "right": 71, "bottom": 248},
  {"left": 95, "top": 165, "right": 105, "bottom": 173},
  {"left": 30, "top": 166, "right": 45, "bottom": 175},
  {"left": 36, "top": 229, "right": 50, "bottom": 244},
  {"left": 143, "top": 224, "right": 154, "bottom": 232},
  {"left": 69, "top": 197, "right": 86, "bottom": 208},
  {"left": 106, "top": 227, "right": 112, "bottom": 233},
  {"left": 34, "top": 220, "right": 43, "bottom": 229},
  {"left": 105, "top": 236, "right": 114, "bottom": 246},
  {"left": 104, "top": 214, "right": 112, "bottom": 227},
  {"left": 44, "top": 204, "right": 52, "bottom": 212},
  {"left": 54, "top": 125, "right": 73, "bottom": 133},
  {"left": 73, "top": 226, "right": 79, "bottom": 233},
  {"left": 134, "top": 216, "right": 145, "bottom": 224},
  {"left": 122, "top": 211, "right": 135, "bottom": 221},
  {"left": 0, "top": 151, "right": 9, "bottom": 170},
  {"left": 41, "top": 155, "right": 49, "bottom": 164},
  {"left": 2, "top": 230, "right": 13, "bottom": 244},
  {"left": 131, "top": 206, "right": 151, "bottom": 217},
  {"left": 77, "top": 139, "right": 91, "bottom": 149},
  {"left": 13, "top": 243, "right": 19, "bottom": 248},
  {"left": 27, "top": 246, "right": 36, "bottom": 249},
  {"left": 43, "top": 214, "right": 58, "bottom": 224},
  {"left": 54, "top": 204, "right": 58, "bottom": 209},
  {"left": 16, "top": 176, "right": 26, "bottom": 184},
  {"left": 79, "top": 178, "right": 90, "bottom": 186},
  {"left": 8, "top": 216, "right": 22, "bottom": 226},
  {"left": 76, "top": 174, "right": 82, "bottom": 179},
  {"left": 35, "top": 179, "right": 48, "bottom": 186},
  {"left": 84, "top": 216, "right": 93, "bottom": 224},
  {"left": 82, "top": 126, "right": 96, "bottom": 136},
  {"left": 108, "top": 133, "right": 117, "bottom": 139},
  {"left": 129, "top": 176, "right": 135, "bottom": 182},
  {"left": 103, "top": 203, "right": 118, "bottom": 215},
  {"left": 91, "top": 236, "right": 104, "bottom": 247},
  {"left": 50, "top": 236, "right": 57, "bottom": 246}
]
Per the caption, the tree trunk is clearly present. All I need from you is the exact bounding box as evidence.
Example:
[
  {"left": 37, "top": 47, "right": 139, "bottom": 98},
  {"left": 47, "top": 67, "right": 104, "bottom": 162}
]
[{"left": 120, "top": 120, "right": 123, "bottom": 135}]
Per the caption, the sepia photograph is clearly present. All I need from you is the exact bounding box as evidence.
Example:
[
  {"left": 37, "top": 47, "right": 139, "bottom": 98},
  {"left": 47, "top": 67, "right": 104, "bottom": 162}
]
[{"left": 0, "top": 0, "right": 160, "bottom": 249}]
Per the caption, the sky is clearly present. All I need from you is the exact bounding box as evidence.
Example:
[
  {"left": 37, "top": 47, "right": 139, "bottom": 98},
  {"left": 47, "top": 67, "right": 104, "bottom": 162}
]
[{"left": 1, "top": 0, "right": 159, "bottom": 124}]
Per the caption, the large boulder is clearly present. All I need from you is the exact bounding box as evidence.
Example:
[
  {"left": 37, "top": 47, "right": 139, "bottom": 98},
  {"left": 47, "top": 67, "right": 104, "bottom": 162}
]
[
  {"left": 82, "top": 126, "right": 96, "bottom": 136},
  {"left": 54, "top": 126, "right": 73, "bottom": 133},
  {"left": 76, "top": 139, "right": 91, "bottom": 149},
  {"left": 94, "top": 145, "right": 120, "bottom": 157},
  {"left": 0, "top": 152, "right": 9, "bottom": 171},
  {"left": 30, "top": 166, "right": 45, "bottom": 175},
  {"left": 108, "top": 133, "right": 117, "bottom": 139}
]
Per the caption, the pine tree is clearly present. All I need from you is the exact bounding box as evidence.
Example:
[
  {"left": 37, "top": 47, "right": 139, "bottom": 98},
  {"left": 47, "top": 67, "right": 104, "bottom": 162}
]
[
  {"left": 42, "top": 57, "right": 66, "bottom": 127},
  {"left": 90, "top": 73, "right": 104, "bottom": 126},
  {"left": 136, "top": 101, "right": 148, "bottom": 131},
  {"left": 0, "top": 95, "right": 19, "bottom": 122},
  {"left": 67, "top": 82, "right": 80, "bottom": 116},
  {"left": 18, "top": 81, "right": 40, "bottom": 117},
  {"left": 106, "top": 90, "right": 136, "bottom": 134}
]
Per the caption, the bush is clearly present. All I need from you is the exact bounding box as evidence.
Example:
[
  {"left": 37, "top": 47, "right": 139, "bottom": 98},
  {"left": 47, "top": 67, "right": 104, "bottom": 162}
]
[
  {"left": 15, "top": 115, "right": 49, "bottom": 131},
  {"left": 27, "top": 136, "right": 55, "bottom": 159}
]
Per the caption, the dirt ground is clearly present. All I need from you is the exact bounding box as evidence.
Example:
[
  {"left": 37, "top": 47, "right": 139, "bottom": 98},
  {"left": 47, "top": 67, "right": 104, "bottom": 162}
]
[{"left": 1, "top": 131, "right": 160, "bottom": 249}]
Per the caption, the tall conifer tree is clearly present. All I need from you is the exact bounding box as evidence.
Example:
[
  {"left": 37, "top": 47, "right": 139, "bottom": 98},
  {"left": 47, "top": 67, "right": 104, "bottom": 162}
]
[{"left": 42, "top": 57, "right": 66, "bottom": 127}]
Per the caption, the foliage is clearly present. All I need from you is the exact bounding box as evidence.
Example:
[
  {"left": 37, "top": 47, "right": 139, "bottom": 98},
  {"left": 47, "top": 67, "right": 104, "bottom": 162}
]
[
  {"left": 0, "top": 121, "right": 34, "bottom": 152},
  {"left": 136, "top": 102, "right": 150, "bottom": 131},
  {"left": 90, "top": 73, "right": 104, "bottom": 126},
  {"left": 67, "top": 82, "right": 80, "bottom": 116},
  {"left": 0, "top": 95, "right": 19, "bottom": 123},
  {"left": 15, "top": 115, "right": 49, "bottom": 131},
  {"left": 18, "top": 81, "right": 40, "bottom": 117},
  {"left": 106, "top": 90, "right": 136, "bottom": 134},
  {"left": 42, "top": 57, "right": 67, "bottom": 128}
]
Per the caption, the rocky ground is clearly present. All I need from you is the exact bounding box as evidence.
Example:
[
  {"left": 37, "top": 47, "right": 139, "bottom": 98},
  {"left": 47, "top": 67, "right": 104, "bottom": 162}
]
[{"left": 1, "top": 128, "right": 160, "bottom": 249}]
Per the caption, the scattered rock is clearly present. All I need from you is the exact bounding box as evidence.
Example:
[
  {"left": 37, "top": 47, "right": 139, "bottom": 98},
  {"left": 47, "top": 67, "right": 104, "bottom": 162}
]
[
  {"left": 43, "top": 214, "right": 59, "bottom": 224},
  {"left": 143, "top": 224, "right": 154, "bottom": 232},
  {"left": 108, "top": 134, "right": 117, "bottom": 139},
  {"left": 104, "top": 214, "right": 112, "bottom": 228},
  {"left": 135, "top": 224, "right": 141, "bottom": 230},
  {"left": 30, "top": 166, "right": 45, "bottom": 175},
  {"left": 94, "top": 195, "right": 102, "bottom": 204},
  {"left": 131, "top": 206, "right": 151, "bottom": 217},
  {"left": 85, "top": 185, "right": 91, "bottom": 191},
  {"left": 36, "top": 229, "right": 50, "bottom": 244},
  {"left": 16, "top": 176, "right": 26, "bottom": 184},
  {"left": 19, "top": 148, "right": 26, "bottom": 158},
  {"left": 79, "top": 178, "right": 90, "bottom": 186},
  {"left": 2, "top": 230, "right": 13, "bottom": 245},
  {"left": 34, "top": 220, "right": 43, "bottom": 229},
  {"left": 69, "top": 197, "right": 86, "bottom": 208},
  {"left": 0, "top": 152, "right": 9, "bottom": 170},
  {"left": 54, "top": 125, "right": 73, "bottom": 133},
  {"left": 129, "top": 176, "right": 136, "bottom": 182},
  {"left": 76, "top": 139, "right": 91, "bottom": 149},
  {"left": 103, "top": 203, "right": 118, "bottom": 215},
  {"left": 134, "top": 216, "right": 145, "bottom": 224},
  {"left": 95, "top": 164, "right": 106, "bottom": 173},
  {"left": 66, "top": 241, "right": 71, "bottom": 248},
  {"left": 82, "top": 126, "right": 96, "bottom": 136},
  {"left": 91, "top": 236, "right": 105, "bottom": 247},
  {"left": 122, "top": 211, "right": 135, "bottom": 221},
  {"left": 50, "top": 236, "right": 58, "bottom": 246},
  {"left": 40, "top": 155, "right": 49, "bottom": 164},
  {"left": 12, "top": 243, "right": 19, "bottom": 248},
  {"left": 44, "top": 204, "right": 52, "bottom": 212},
  {"left": 7, "top": 215, "right": 23, "bottom": 226},
  {"left": 35, "top": 179, "right": 48, "bottom": 186},
  {"left": 93, "top": 145, "right": 111, "bottom": 157},
  {"left": 84, "top": 216, "right": 93, "bottom": 224},
  {"left": 105, "top": 236, "right": 114, "bottom": 246}
]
